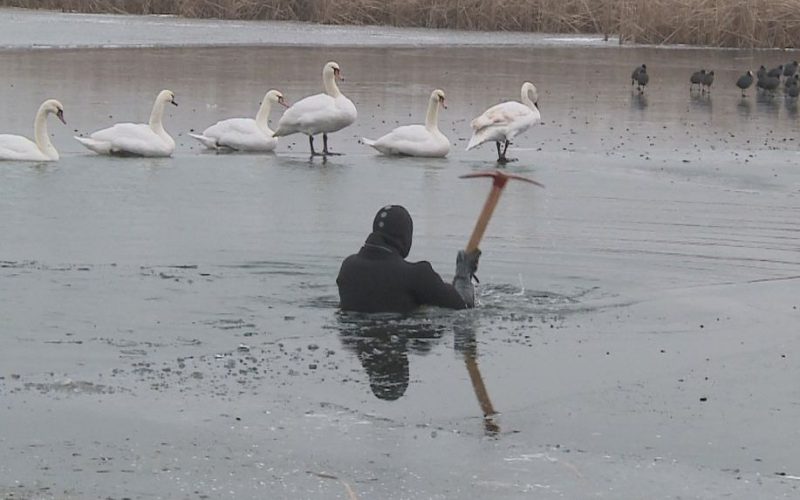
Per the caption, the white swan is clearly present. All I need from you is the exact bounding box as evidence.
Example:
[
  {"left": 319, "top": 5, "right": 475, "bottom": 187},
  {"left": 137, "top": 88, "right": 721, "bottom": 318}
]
[
  {"left": 272, "top": 61, "right": 357, "bottom": 156},
  {"left": 189, "top": 90, "right": 288, "bottom": 152},
  {"left": 363, "top": 89, "right": 449, "bottom": 158},
  {"left": 75, "top": 89, "right": 178, "bottom": 157},
  {"left": 0, "top": 99, "right": 65, "bottom": 162},
  {"left": 466, "top": 82, "right": 541, "bottom": 163}
]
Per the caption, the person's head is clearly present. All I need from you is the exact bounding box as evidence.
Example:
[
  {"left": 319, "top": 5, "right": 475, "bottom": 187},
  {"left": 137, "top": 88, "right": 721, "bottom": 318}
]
[{"left": 372, "top": 205, "right": 413, "bottom": 258}]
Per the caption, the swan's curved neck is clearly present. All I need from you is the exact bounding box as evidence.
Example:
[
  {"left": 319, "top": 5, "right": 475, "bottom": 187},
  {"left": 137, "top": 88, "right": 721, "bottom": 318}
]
[
  {"left": 521, "top": 87, "right": 536, "bottom": 109},
  {"left": 34, "top": 107, "right": 56, "bottom": 157},
  {"left": 149, "top": 98, "right": 167, "bottom": 134},
  {"left": 255, "top": 98, "right": 273, "bottom": 130},
  {"left": 425, "top": 96, "right": 440, "bottom": 131},
  {"left": 324, "top": 70, "right": 342, "bottom": 98}
]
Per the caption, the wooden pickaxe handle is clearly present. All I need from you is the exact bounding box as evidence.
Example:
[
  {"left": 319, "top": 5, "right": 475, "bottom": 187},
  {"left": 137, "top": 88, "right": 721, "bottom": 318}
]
[
  {"left": 465, "top": 355, "right": 500, "bottom": 435},
  {"left": 465, "top": 355, "right": 496, "bottom": 417},
  {"left": 461, "top": 170, "right": 543, "bottom": 253}
]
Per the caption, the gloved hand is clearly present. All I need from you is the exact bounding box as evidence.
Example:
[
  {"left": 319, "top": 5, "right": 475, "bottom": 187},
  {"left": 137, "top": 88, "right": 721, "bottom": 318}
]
[
  {"left": 453, "top": 249, "right": 481, "bottom": 308},
  {"left": 456, "top": 248, "right": 480, "bottom": 280}
]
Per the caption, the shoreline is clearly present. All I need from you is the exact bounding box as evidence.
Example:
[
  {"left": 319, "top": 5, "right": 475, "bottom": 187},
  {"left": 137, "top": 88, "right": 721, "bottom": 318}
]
[
  {"left": 0, "top": 7, "right": 611, "bottom": 50},
  {"left": 0, "top": 0, "right": 800, "bottom": 50},
  {"left": 1, "top": 7, "right": 798, "bottom": 53}
]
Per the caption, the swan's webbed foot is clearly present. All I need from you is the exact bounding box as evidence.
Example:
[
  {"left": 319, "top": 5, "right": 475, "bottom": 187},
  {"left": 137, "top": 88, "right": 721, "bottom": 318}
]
[
  {"left": 496, "top": 140, "right": 518, "bottom": 164},
  {"left": 496, "top": 156, "right": 518, "bottom": 165},
  {"left": 496, "top": 140, "right": 517, "bottom": 164},
  {"left": 322, "top": 133, "right": 343, "bottom": 156}
]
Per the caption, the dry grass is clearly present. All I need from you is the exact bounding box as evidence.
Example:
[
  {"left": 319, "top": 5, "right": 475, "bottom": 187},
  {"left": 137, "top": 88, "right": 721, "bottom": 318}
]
[
  {"left": 3, "top": 0, "right": 799, "bottom": 48},
  {"left": 616, "top": 0, "right": 800, "bottom": 48}
]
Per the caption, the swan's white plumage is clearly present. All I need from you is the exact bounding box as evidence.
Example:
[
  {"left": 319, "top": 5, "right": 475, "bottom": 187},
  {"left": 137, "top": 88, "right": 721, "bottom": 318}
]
[
  {"left": 0, "top": 99, "right": 65, "bottom": 162},
  {"left": 190, "top": 89, "right": 286, "bottom": 152},
  {"left": 363, "top": 125, "right": 446, "bottom": 157},
  {"left": 0, "top": 135, "right": 50, "bottom": 161},
  {"left": 191, "top": 118, "right": 272, "bottom": 151},
  {"left": 363, "top": 89, "right": 449, "bottom": 158},
  {"left": 275, "top": 93, "right": 355, "bottom": 136},
  {"left": 76, "top": 89, "right": 177, "bottom": 157},
  {"left": 272, "top": 62, "right": 356, "bottom": 145},
  {"left": 76, "top": 122, "right": 173, "bottom": 157},
  {"left": 466, "top": 82, "right": 540, "bottom": 151}
]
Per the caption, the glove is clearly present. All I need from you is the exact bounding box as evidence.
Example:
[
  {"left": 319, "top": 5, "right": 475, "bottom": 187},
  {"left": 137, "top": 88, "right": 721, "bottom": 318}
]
[
  {"left": 456, "top": 248, "right": 480, "bottom": 280},
  {"left": 453, "top": 249, "right": 481, "bottom": 308}
]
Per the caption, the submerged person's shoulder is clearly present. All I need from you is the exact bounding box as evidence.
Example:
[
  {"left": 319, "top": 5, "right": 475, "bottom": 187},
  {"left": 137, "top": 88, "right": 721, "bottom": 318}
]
[{"left": 408, "top": 260, "right": 442, "bottom": 277}]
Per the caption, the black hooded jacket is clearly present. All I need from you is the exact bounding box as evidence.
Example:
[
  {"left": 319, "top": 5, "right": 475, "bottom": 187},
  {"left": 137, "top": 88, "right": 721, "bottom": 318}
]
[{"left": 337, "top": 206, "right": 467, "bottom": 313}]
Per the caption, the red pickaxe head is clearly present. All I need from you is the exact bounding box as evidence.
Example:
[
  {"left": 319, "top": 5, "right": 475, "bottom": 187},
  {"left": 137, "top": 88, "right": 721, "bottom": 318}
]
[
  {"left": 460, "top": 170, "right": 543, "bottom": 253},
  {"left": 459, "top": 170, "right": 544, "bottom": 188}
]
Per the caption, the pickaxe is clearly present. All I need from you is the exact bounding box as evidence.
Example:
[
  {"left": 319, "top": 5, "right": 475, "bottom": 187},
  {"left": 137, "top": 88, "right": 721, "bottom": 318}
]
[
  {"left": 458, "top": 169, "right": 543, "bottom": 434},
  {"left": 460, "top": 170, "right": 544, "bottom": 253}
]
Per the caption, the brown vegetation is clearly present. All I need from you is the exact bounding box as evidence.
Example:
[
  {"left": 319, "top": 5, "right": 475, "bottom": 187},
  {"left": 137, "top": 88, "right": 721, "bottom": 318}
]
[{"left": 2, "top": 0, "right": 799, "bottom": 48}]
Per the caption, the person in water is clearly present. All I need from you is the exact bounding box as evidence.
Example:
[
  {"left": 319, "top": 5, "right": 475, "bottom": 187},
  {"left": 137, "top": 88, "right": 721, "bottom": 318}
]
[{"left": 337, "top": 205, "right": 480, "bottom": 313}]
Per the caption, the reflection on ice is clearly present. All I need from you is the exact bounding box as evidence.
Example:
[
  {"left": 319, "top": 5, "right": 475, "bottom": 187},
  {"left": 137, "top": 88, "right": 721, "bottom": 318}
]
[
  {"left": 336, "top": 313, "right": 445, "bottom": 401},
  {"left": 689, "top": 93, "right": 713, "bottom": 112},
  {"left": 736, "top": 98, "right": 752, "bottom": 118},
  {"left": 454, "top": 317, "right": 500, "bottom": 435},
  {"left": 630, "top": 92, "right": 648, "bottom": 110},
  {"left": 336, "top": 312, "right": 502, "bottom": 434}
]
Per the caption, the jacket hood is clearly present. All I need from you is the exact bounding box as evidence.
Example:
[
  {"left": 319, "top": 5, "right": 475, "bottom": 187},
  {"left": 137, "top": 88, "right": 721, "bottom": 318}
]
[{"left": 369, "top": 205, "right": 413, "bottom": 258}]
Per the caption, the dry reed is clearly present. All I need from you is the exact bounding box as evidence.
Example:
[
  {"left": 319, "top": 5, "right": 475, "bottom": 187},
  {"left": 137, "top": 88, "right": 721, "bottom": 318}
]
[{"left": 2, "top": 0, "right": 799, "bottom": 48}]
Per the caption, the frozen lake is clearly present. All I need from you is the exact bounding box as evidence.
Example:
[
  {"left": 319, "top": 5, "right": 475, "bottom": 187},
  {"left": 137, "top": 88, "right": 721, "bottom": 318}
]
[
  {"left": 0, "top": 8, "right": 608, "bottom": 49},
  {"left": 1, "top": 9, "right": 799, "bottom": 500}
]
